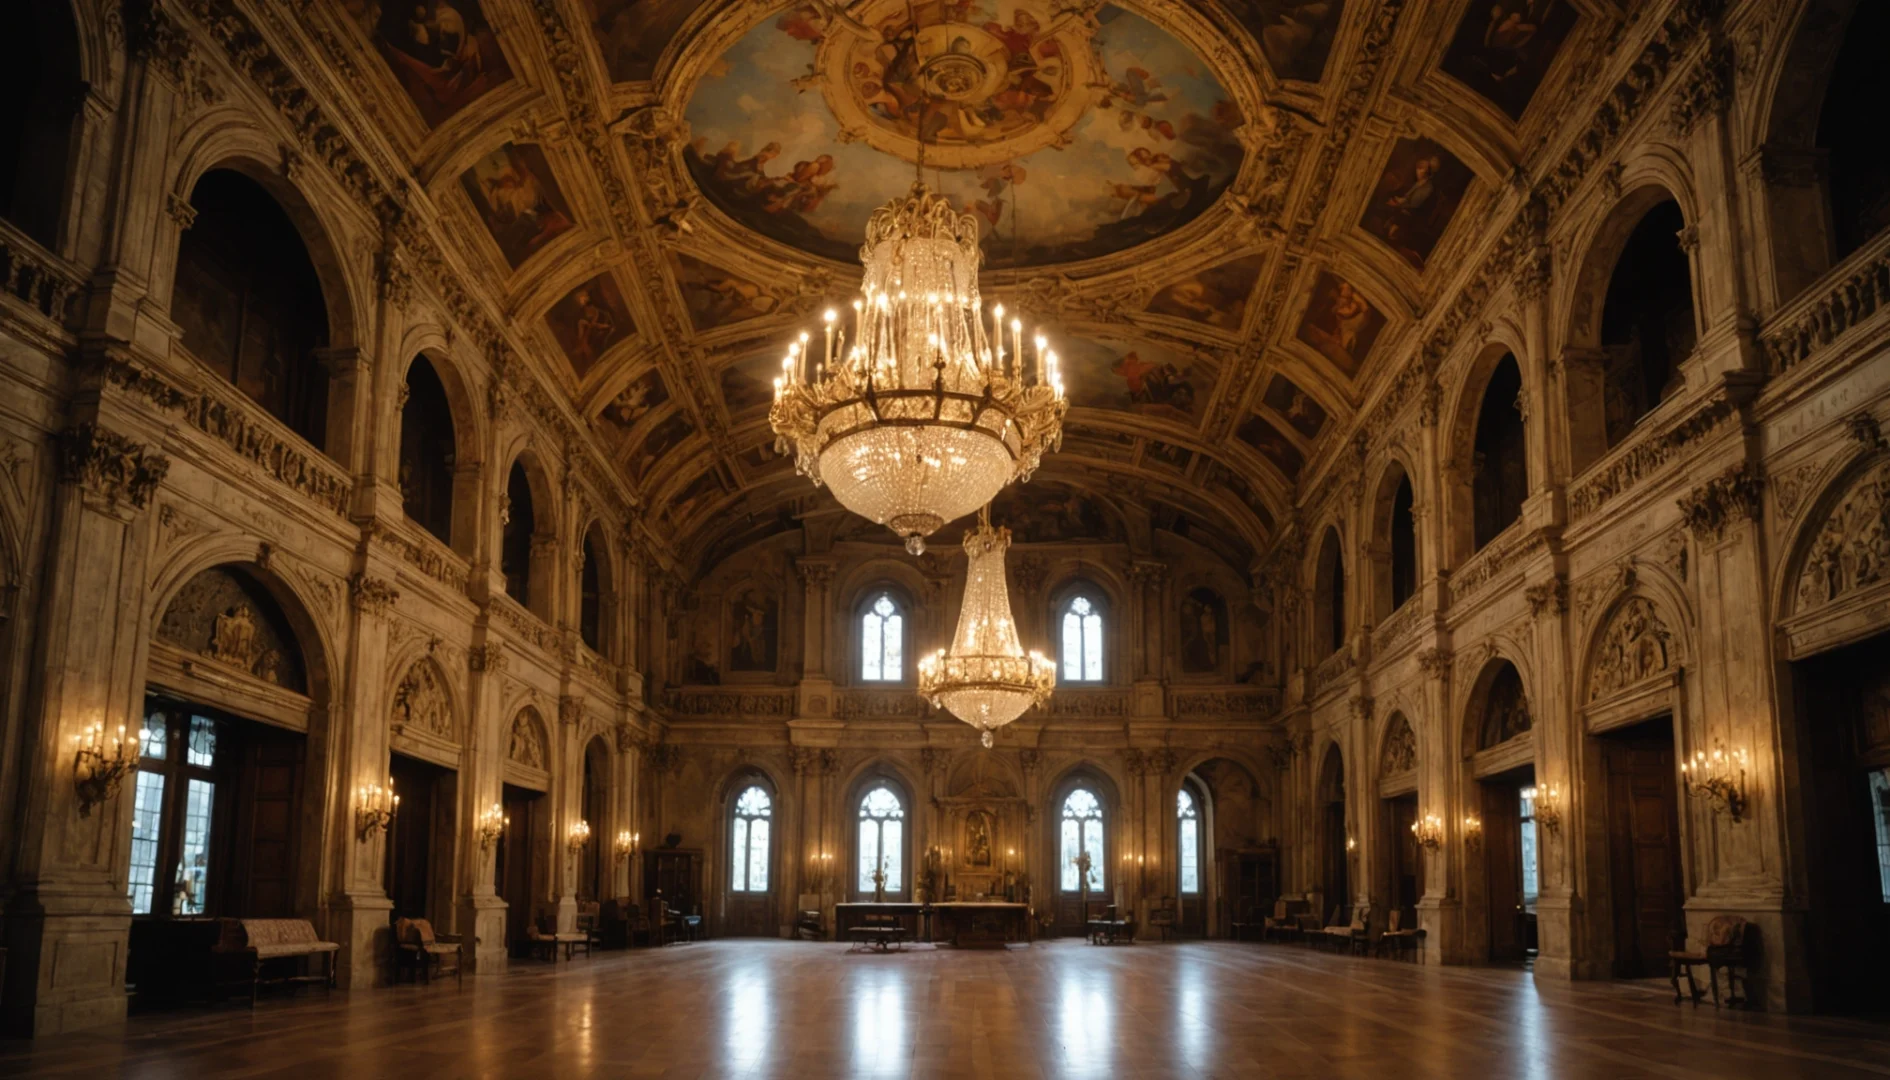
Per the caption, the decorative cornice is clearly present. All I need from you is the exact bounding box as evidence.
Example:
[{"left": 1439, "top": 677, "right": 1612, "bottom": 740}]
[
  {"left": 58, "top": 423, "right": 168, "bottom": 510},
  {"left": 1678, "top": 463, "right": 1764, "bottom": 542}
]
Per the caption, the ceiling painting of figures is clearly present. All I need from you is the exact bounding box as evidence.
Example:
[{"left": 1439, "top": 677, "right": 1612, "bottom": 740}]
[
  {"left": 1293, "top": 271, "right": 1385, "bottom": 378},
  {"left": 1440, "top": 1, "right": 1579, "bottom": 121},
  {"left": 586, "top": 0, "right": 703, "bottom": 83},
  {"left": 1057, "top": 334, "right": 1218, "bottom": 422},
  {"left": 1216, "top": 0, "right": 1345, "bottom": 83},
  {"left": 674, "top": 254, "right": 781, "bottom": 331},
  {"left": 547, "top": 273, "right": 636, "bottom": 379},
  {"left": 347, "top": 0, "right": 512, "bottom": 127},
  {"left": 458, "top": 143, "right": 575, "bottom": 269},
  {"left": 681, "top": 1, "right": 1247, "bottom": 270},
  {"left": 1358, "top": 137, "right": 1475, "bottom": 272},
  {"left": 1143, "top": 253, "right": 1266, "bottom": 331}
]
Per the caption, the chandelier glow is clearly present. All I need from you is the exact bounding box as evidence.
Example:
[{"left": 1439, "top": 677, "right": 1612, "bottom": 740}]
[
  {"left": 917, "top": 513, "right": 1056, "bottom": 747},
  {"left": 769, "top": 184, "right": 1067, "bottom": 554}
]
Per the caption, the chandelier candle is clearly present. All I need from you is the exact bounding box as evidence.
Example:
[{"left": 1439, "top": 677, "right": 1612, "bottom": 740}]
[
  {"left": 917, "top": 510, "right": 1056, "bottom": 747},
  {"left": 770, "top": 184, "right": 1067, "bottom": 555}
]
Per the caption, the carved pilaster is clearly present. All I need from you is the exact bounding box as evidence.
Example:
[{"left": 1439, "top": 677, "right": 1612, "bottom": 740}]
[
  {"left": 1678, "top": 464, "right": 1764, "bottom": 542},
  {"left": 59, "top": 424, "right": 169, "bottom": 511}
]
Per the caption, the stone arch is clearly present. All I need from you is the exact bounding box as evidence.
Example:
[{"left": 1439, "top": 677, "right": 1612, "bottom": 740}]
[
  {"left": 1561, "top": 183, "right": 1700, "bottom": 470},
  {"left": 1048, "top": 573, "right": 1119, "bottom": 685},
  {"left": 1378, "top": 711, "right": 1418, "bottom": 782},
  {"left": 1775, "top": 442, "right": 1890, "bottom": 655},
  {"left": 577, "top": 517, "right": 618, "bottom": 658},
  {"left": 1459, "top": 653, "right": 1535, "bottom": 762},
  {"left": 147, "top": 553, "right": 337, "bottom": 713},
  {"left": 388, "top": 653, "right": 459, "bottom": 748},
  {"left": 842, "top": 757, "right": 921, "bottom": 899},
  {"left": 1044, "top": 762, "right": 1123, "bottom": 903},
  {"left": 0, "top": 0, "right": 83, "bottom": 250},
  {"left": 504, "top": 705, "right": 552, "bottom": 787},
  {"left": 1314, "top": 740, "right": 1349, "bottom": 912},
  {"left": 1441, "top": 341, "right": 1531, "bottom": 565},
  {"left": 1367, "top": 455, "right": 1421, "bottom": 625},
  {"left": 499, "top": 445, "right": 560, "bottom": 619},
  {"left": 393, "top": 340, "right": 484, "bottom": 555},
  {"left": 1309, "top": 525, "right": 1346, "bottom": 660},
  {"left": 163, "top": 117, "right": 364, "bottom": 353}
]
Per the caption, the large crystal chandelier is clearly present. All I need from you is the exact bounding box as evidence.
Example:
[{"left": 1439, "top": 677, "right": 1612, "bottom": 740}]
[
  {"left": 770, "top": 184, "right": 1067, "bottom": 554},
  {"left": 917, "top": 509, "right": 1056, "bottom": 747}
]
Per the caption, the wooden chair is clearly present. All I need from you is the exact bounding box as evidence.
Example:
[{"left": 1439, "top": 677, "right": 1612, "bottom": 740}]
[
  {"left": 1261, "top": 898, "right": 1300, "bottom": 943},
  {"left": 394, "top": 917, "right": 463, "bottom": 985},
  {"left": 1148, "top": 897, "right": 1178, "bottom": 941},
  {"left": 1668, "top": 916, "right": 1753, "bottom": 1007},
  {"left": 1321, "top": 904, "right": 1370, "bottom": 954},
  {"left": 1293, "top": 912, "right": 1324, "bottom": 945},
  {"left": 796, "top": 909, "right": 825, "bottom": 941},
  {"left": 1376, "top": 910, "right": 1424, "bottom": 961}
]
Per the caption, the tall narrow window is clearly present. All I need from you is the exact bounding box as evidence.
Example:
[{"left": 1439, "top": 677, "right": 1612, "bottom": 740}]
[
  {"left": 1519, "top": 787, "right": 1540, "bottom": 913},
  {"left": 1061, "top": 595, "right": 1103, "bottom": 682},
  {"left": 860, "top": 593, "right": 904, "bottom": 682},
  {"left": 1869, "top": 769, "right": 1890, "bottom": 904},
  {"left": 129, "top": 710, "right": 221, "bottom": 916},
  {"left": 1060, "top": 788, "right": 1105, "bottom": 892},
  {"left": 1178, "top": 788, "right": 1201, "bottom": 895},
  {"left": 857, "top": 785, "right": 905, "bottom": 892},
  {"left": 579, "top": 531, "right": 603, "bottom": 651},
  {"left": 731, "top": 785, "right": 772, "bottom": 893},
  {"left": 1390, "top": 475, "right": 1417, "bottom": 610},
  {"left": 1472, "top": 356, "right": 1528, "bottom": 550},
  {"left": 398, "top": 356, "right": 456, "bottom": 546}
]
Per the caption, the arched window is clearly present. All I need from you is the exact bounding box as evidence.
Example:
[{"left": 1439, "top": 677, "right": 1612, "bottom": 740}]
[
  {"left": 0, "top": 2, "right": 79, "bottom": 246},
  {"left": 1472, "top": 355, "right": 1528, "bottom": 550},
  {"left": 1314, "top": 528, "right": 1345, "bottom": 658},
  {"left": 731, "top": 785, "right": 772, "bottom": 893},
  {"left": 1178, "top": 788, "right": 1201, "bottom": 896},
  {"left": 1060, "top": 595, "right": 1104, "bottom": 682},
  {"left": 399, "top": 356, "right": 456, "bottom": 546},
  {"left": 1059, "top": 787, "right": 1105, "bottom": 892},
  {"left": 501, "top": 462, "right": 535, "bottom": 608},
  {"left": 579, "top": 531, "right": 603, "bottom": 651},
  {"left": 860, "top": 592, "right": 904, "bottom": 682},
  {"left": 173, "top": 170, "right": 331, "bottom": 449},
  {"left": 1390, "top": 475, "right": 1417, "bottom": 610},
  {"left": 1598, "top": 201, "right": 1695, "bottom": 446},
  {"left": 857, "top": 785, "right": 905, "bottom": 892},
  {"left": 1817, "top": 2, "right": 1890, "bottom": 259}
]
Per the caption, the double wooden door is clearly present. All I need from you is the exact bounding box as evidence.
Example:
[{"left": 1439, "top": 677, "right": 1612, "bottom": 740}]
[{"left": 1601, "top": 720, "right": 1683, "bottom": 978}]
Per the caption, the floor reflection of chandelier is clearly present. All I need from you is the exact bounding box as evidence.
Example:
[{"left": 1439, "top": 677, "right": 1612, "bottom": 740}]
[
  {"left": 769, "top": 184, "right": 1067, "bottom": 555},
  {"left": 917, "top": 509, "right": 1056, "bottom": 747}
]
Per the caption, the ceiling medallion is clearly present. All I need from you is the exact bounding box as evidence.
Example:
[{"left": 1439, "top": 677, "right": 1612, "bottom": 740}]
[
  {"left": 918, "top": 508, "right": 1055, "bottom": 747},
  {"left": 769, "top": 183, "right": 1067, "bottom": 554}
]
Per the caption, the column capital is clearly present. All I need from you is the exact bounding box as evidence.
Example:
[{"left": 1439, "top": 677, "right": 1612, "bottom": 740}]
[{"left": 59, "top": 423, "right": 169, "bottom": 512}]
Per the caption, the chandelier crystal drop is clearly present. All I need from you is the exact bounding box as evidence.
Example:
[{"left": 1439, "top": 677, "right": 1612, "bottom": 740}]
[
  {"left": 917, "top": 511, "right": 1056, "bottom": 747},
  {"left": 769, "top": 183, "right": 1067, "bottom": 554}
]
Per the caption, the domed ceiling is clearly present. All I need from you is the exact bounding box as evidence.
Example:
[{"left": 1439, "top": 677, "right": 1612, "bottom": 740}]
[
  {"left": 681, "top": 1, "right": 1247, "bottom": 268},
  {"left": 308, "top": 0, "right": 1592, "bottom": 574}
]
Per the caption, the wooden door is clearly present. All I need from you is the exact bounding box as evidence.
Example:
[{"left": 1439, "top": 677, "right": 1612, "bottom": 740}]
[
  {"left": 1482, "top": 780, "right": 1525, "bottom": 962},
  {"left": 1321, "top": 800, "right": 1348, "bottom": 915},
  {"left": 1602, "top": 721, "right": 1682, "bottom": 978},
  {"left": 388, "top": 753, "right": 435, "bottom": 921},
  {"left": 500, "top": 785, "right": 541, "bottom": 954},
  {"left": 1386, "top": 795, "right": 1419, "bottom": 932},
  {"left": 228, "top": 724, "right": 304, "bottom": 917}
]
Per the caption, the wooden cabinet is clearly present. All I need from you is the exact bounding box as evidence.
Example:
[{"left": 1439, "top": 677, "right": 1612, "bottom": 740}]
[{"left": 645, "top": 848, "right": 704, "bottom": 915}]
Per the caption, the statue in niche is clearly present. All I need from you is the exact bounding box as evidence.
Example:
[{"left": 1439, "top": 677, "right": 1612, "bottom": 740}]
[
  {"left": 208, "top": 605, "right": 261, "bottom": 671},
  {"left": 508, "top": 714, "right": 545, "bottom": 768},
  {"left": 1179, "top": 587, "right": 1227, "bottom": 673},
  {"left": 393, "top": 660, "right": 453, "bottom": 739},
  {"left": 1380, "top": 715, "right": 1417, "bottom": 776},
  {"left": 966, "top": 811, "right": 993, "bottom": 868}
]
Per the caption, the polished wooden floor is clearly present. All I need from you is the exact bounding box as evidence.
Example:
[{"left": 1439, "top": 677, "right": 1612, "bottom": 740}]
[{"left": 5, "top": 940, "right": 1888, "bottom": 1079}]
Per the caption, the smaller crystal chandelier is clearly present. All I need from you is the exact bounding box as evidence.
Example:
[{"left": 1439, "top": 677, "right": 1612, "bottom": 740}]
[{"left": 918, "top": 507, "right": 1055, "bottom": 746}]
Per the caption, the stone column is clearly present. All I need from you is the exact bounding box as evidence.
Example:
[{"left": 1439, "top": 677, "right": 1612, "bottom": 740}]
[
  {"left": 457, "top": 642, "right": 509, "bottom": 973},
  {"left": 553, "top": 695, "right": 583, "bottom": 932},
  {"left": 795, "top": 559, "right": 836, "bottom": 720},
  {"left": 1414, "top": 648, "right": 1459, "bottom": 963},
  {"left": 2, "top": 425, "right": 168, "bottom": 1036},
  {"left": 327, "top": 569, "right": 400, "bottom": 989},
  {"left": 1525, "top": 570, "right": 1581, "bottom": 983}
]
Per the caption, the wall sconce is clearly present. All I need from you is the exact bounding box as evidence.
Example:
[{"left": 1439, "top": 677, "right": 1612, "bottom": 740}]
[
  {"left": 615, "top": 830, "right": 639, "bottom": 864},
  {"left": 1462, "top": 814, "right": 1484, "bottom": 852},
  {"left": 72, "top": 720, "right": 133, "bottom": 818},
  {"left": 476, "top": 802, "right": 509, "bottom": 852},
  {"left": 1682, "top": 742, "right": 1749, "bottom": 823},
  {"left": 567, "top": 819, "right": 592, "bottom": 853},
  {"left": 1523, "top": 784, "right": 1563, "bottom": 832},
  {"left": 355, "top": 778, "right": 398, "bottom": 842},
  {"left": 1410, "top": 813, "right": 1445, "bottom": 851},
  {"left": 1345, "top": 835, "right": 1357, "bottom": 852}
]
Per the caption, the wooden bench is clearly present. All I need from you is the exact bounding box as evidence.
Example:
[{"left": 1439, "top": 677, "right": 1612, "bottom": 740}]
[
  {"left": 525, "top": 917, "right": 591, "bottom": 962},
  {"left": 847, "top": 913, "right": 909, "bottom": 951},
  {"left": 213, "top": 918, "right": 339, "bottom": 1007}
]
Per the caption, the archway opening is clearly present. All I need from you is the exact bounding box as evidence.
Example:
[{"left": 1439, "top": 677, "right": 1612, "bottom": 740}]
[
  {"left": 173, "top": 170, "right": 332, "bottom": 450},
  {"left": 579, "top": 526, "right": 608, "bottom": 655},
  {"left": 0, "top": 0, "right": 79, "bottom": 246},
  {"left": 725, "top": 776, "right": 776, "bottom": 937},
  {"left": 399, "top": 356, "right": 457, "bottom": 547},
  {"left": 501, "top": 461, "right": 536, "bottom": 609},
  {"left": 1465, "top": 660, "right": 1538, "bottom": 966},
  {"left": 1316, "top": 746, "right": 1347, "bottom": 920},
  {"left": 1313, "top": 528, "right": 1345, "bottom": 658},
  {"left": 1597, "top": 200, "right": 1694, "bottom": 447},
  {"left": 1471, "top": 355, "right": 1527, "bottom": 550},
  {"left": 580, "top": 737, "right": 610, "bottom": 904},
  {"left": 1817, "top": 2, "right": 1890, "bottom": 260}
]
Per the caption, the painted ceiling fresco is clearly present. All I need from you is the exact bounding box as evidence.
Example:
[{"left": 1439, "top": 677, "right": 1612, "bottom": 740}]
[
  {"left": 682, "top": 1, "right": 1247, "bottom": 269},
  {"left": 300, "top": 0, "right": 1607, "bottom": 567}
]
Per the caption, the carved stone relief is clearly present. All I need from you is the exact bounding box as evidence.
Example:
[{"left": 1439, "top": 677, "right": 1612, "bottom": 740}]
[
  {"left": 1379, "top": 714, "right": 1416, "bottom": 777},
  {"left": 1796, "top": 461, "right": 1890, "bottom": 613},
  {"left": 158, "top": 566, "right": 305, "bottom": 690},
  {"left": 1588, "top": 598, "right": 1674, "bottom": 701},
  {"left": 508, "top": 711, "right": 548, "bottom": 769},
  {"left": 392, "top": 659, "right": 454, "bottom": 740}
]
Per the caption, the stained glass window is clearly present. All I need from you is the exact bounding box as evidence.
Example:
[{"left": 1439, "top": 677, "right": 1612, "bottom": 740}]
[
  {"left": 1061, "top": 596, "right": 1103, "bottom": 682},
  {"left": 1178, "top": 788, "right": 1201, "bottom": 895},
  {"left": 732, "top": 785, "right": 772, "bottom": 893},
  {"left": 858, "top": 785, "right": 905, "bottom": 893},
  {"left": 1060, "top": 788, "right": 1104, "bottom": 892},
  {"left": 861, "top": 594, "right": 904, "bottom": 682}
]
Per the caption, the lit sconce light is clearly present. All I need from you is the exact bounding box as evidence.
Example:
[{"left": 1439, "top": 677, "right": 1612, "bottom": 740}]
[
  {"left": 1411, "top": 813, "right": 1446, "bottom": 851},
  {"left": 566, "top": 819, "right": 592, "bottom": 853},
  {"left": 1681, "top": 742, "right": 1750, "bottom": 823},
  {"left": 1523, "top": 784, "right": 1564, "bottom": 832},
  {"left": 355, "top": 778, "right": 399, "bottom": 842},
  {"left": 614, "top": 830, "right": 639, "bottom": 864},
  {"left": 72, "top": 719, "right": 133, "bottom": 818},
  {"left": 476, "top": 802, "right": 510, "bottom": 851},
  {"left": 1345, "top": 835, "right": 1357, "bottom": 852},
  {"left": 1462, "top": 813, "right": 1484, "bottom": 852}
]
